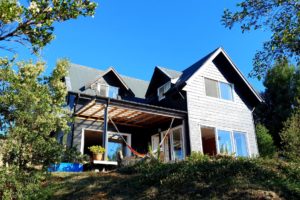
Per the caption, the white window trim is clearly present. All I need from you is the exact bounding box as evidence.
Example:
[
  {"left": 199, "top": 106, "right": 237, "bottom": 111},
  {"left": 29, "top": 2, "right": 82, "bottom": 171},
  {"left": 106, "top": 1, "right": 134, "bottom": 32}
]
[
  {"left": 80, "top": 128, "right": 131, "bottom": 157},
  {"left": 199, "top": 125, "right": 217, "bottom": 154},
  {"left": 216, "top": 128, "right": 235, "bottom": 154},
  {"left": 170, "top": 125, "right": 185, "bottom": 161},
  {"left": 152, "top": 125, "right": 186, "bottom": 161},
  {"left": 157, "top": 81, "right": 171, "bottom": 101},
  {"left": 232, "top": 130, "right": 251, "bottom": 157},
  {"left": 97, "top": 83, "right": 119, "bottom": 98},
  {"left": 204, "top": 77, "right": 234, "bottom": 102},
  {"left": 199, "top": 124, "right": 250, "bottom": 157}
]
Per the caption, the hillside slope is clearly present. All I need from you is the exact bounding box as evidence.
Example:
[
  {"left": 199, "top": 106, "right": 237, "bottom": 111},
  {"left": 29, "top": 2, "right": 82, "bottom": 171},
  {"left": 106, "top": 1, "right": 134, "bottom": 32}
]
[{"left": 47, "top": 157, "right": 300, "bottom": 200}]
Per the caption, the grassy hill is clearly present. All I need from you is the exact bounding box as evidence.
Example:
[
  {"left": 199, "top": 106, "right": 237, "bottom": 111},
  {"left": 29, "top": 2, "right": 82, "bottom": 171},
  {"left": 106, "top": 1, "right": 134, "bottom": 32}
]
[{"left": 45, "top": 156, "right": 300, "bottom": 200}]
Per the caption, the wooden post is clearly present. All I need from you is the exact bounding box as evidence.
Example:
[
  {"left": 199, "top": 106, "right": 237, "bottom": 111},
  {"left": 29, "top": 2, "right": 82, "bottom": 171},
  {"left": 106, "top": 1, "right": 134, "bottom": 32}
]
[{"left": 102, "top": 103, "right": 109, "bottom": 161}]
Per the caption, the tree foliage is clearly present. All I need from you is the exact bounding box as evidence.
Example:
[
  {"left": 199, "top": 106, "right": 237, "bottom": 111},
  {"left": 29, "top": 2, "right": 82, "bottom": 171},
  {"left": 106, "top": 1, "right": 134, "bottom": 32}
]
[
  {"left": 0, "top": 1, "right": 96, "bottom": 199},
  {"left": 254, "top": 60, "right": 300, "bottom": 146},
  {"left": 0, "top": 0, "right": 97, "bottom": 53},
  {"left": 255, "top": 123, "right": 276, "bottom": 158},
  {"left": 0, "top": 58, "right": 71, "bottom": 170},
  {"left": 222, "top": 0, "right": 300, "bottom": 79},
  {"left": 280, "top": 108, "right": 300, "bottom": 162}
]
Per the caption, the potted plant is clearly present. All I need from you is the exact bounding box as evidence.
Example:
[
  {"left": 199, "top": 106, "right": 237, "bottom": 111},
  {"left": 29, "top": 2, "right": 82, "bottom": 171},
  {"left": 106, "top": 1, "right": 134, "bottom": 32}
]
[{"left": 88, "top": 145, "right": 105, "bottom": 161}]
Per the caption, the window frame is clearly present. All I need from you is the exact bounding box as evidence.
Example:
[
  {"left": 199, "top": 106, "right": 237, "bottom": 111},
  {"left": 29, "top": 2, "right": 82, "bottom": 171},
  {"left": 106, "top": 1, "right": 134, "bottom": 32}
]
[
  {"left": 199, "top": 124, "right": 250, "bottom": 157},
  {"left": 204, "top": 77, "right": 234, "bottom": 102},
  {"left": 170, "top": 125, "right": 185, "bottom": 161},
  {"left": 232, "top": 131, "right": 250, "bottom": 157},
  {"left": 157, "top": 81, "right": 171, "bottom": 101},
  {"left": 204, "top": 78, "right": 220, "bottom": 98},
  {"left": 96, "top": 83, "right": 119, "bottom": 99},
  {"left": 216, "top": 128, "right": 234, "bottom": 154},
  {"left": 219, "top": 81, "right": 234, "bottom": 101}
]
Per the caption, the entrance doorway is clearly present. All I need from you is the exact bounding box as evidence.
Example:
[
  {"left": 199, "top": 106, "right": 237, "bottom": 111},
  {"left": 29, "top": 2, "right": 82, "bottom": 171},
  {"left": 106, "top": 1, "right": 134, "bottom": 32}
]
[
  {"left": 201, "top": 126, "right": 217, "bottom": 155},
  {"left": 82, "top": 129, "right": 131, "bottom": 161},
  {"left": 151, "top": 126, "right": 185, "bottom": 162}
]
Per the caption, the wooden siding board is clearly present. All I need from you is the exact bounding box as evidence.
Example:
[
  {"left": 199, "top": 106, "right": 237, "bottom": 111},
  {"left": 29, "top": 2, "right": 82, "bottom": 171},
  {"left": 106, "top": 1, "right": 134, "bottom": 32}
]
[
  {"left": 72, "top": 119, "right": 104, "bottom": 152},
  {"left": 186, "top": 62, "right": 258, "bottom": 156}
]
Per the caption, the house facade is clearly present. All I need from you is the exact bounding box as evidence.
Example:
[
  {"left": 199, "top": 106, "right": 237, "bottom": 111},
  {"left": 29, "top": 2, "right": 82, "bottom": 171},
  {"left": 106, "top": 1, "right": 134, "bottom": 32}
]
[{"left": 64, "top": 47, "right": 262, "bottom": 164}]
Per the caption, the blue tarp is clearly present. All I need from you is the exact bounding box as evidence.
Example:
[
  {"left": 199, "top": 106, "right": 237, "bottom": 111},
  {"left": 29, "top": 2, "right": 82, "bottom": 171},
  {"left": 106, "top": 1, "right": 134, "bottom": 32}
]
[{"left": 48, "top": 163, "right": 83, "bottom": 172}]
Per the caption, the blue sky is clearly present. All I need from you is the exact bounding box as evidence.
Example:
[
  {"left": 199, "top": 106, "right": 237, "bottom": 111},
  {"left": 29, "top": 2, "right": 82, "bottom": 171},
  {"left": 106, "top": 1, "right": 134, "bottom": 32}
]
[{"left": 3, "top": 0, "right": 271, "bottom": 91}]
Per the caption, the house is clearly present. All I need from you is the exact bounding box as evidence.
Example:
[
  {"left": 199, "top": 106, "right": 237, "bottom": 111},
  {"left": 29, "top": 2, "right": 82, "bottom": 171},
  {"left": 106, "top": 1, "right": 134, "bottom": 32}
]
[{"left": 64, "top": 47, "right": 262, "bottom": 165}]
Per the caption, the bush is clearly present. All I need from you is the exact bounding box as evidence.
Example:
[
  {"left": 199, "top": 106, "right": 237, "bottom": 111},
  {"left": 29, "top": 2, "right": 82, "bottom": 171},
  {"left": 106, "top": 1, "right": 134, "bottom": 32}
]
[
  {"left": 118, "top": 155, "right": 300, "bottom": 199},
  {"left": 0, "top": 167, "right": 50, "bottom": 200},
  {"left": 256, "top": 123, "right": 276, "bottom": 158},
  {"left": 280, "top": 109, "right": 300, "bottom": 162},
  {"left": 187, "top": 151, "right": 210, "bottom": 163},
  {"left": 61, "top": 147, "right": 89, "bottom": 163}
]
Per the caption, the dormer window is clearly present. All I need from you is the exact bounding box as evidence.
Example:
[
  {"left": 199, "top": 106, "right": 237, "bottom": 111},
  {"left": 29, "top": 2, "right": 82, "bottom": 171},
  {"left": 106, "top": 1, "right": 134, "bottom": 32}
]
[
  {"left": 97, "top": 83, "right": 119, "bottom": 99},
  {"left": 158, "top": 81, "right": 171, "bottom": 101}
]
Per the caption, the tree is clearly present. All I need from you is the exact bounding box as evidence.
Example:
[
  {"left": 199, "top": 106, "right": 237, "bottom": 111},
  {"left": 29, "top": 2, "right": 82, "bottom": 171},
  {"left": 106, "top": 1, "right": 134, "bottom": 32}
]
[
  {"left": 0, "top": 58, "right": 70, "bottom": 170},
  {"left": 254, "top": 60, "right": 300, "bottom": 146},
  {"left": 280, "top": 108, "right": 300, "bottom": 162},
  {"left": 0, "top": 0, "right": 97, "bottom": 53},
  {"left": 0, "top": 59, "right": 73, "bottom": 199},
  {"left": 255, "top": 123, "right": 276, "bottom": 158},
  {"left": 222, "top": 0, "right": 300, "bottom": 79},
  {"left": 0, "top": 1, "right": 97, "bottom": 198}
]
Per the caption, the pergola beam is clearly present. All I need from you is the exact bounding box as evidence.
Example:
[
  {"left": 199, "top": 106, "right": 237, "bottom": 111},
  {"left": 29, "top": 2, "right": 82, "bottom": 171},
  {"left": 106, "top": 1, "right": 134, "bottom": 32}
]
[
  {"left": 87, "top": 105, "right": 105, "bottom": 118},
  {"left": 113, "top": 111, "right": 143, "bottom": 123},
  {"left": 75, "top": 99, "right": 96, "bottom": 115}
]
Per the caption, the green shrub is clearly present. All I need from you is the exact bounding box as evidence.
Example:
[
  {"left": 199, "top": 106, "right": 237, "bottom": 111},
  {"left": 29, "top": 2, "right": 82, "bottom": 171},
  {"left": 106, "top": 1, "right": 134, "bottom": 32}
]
[
  {"left": 256, "top": 123, "right": 276, "bottom": 158},
  {"left": 61, "top": 147, "right": 90, "bottom": 163},
  {"left": 0, "top": 167, "right": 50, "bottom": 200},
  {"left": 280, "top": 109, "right": 300, "bottom": 162},
  {"left": 187, "top": 151, "right": 210, "bottom": 163}
]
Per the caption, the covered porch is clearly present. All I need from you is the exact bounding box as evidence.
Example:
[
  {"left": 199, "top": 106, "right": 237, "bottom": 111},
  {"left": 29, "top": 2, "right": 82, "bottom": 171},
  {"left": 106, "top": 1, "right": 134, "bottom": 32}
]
[{"left": 73, "top": 94, "right": 188, "bottom": 165}]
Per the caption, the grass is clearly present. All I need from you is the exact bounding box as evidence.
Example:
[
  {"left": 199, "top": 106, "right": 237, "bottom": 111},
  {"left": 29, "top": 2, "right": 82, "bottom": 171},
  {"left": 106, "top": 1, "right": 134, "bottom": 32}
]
[{"left": 45, "top": 156, "right": 300, "bottom": 200}]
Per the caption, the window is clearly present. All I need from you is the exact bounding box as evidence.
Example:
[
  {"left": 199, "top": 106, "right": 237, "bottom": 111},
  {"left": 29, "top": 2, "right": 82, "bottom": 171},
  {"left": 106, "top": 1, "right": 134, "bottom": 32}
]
[
  {"left": 205, "top": 78, "right": 219, "bottom": 98},
  {"left": 201, "top": 126, "right": 250, "bottom": 157},
  {"left": 217, "top": 130, "right": 233, "bottom": 154},
  {"left": 107, "top": 135, "right": 127, "bottom": 161},
  {"left": 233, "top": 132, "right": 249, "bottom": 157},
  {"left": 201, "top": 126, "right": 217, "bottom": 156},
  {"left": 220, "top": 82, "right": 233, "bottom": 101},
  {"left": 204, "top": 78, "right": 233, "bottom": 101},
  {"left": 97, "top": 84, "right": 119, "bottom": 99},
  {"left": 171, "top": 128, "right": 184, "bottom": 160},
  {"left": 108, "top": 86, "right": 119, "bottom": 98},
  {"left": 158, "top": 81, "right": 171, "bottom": 100}
]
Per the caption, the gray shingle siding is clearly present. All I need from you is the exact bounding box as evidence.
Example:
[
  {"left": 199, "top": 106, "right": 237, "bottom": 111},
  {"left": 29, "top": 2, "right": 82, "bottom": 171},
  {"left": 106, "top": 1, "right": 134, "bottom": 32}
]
[
  {"left": 184, "top": 62, "right": 259, "bottom": 156},
  {"left": 66, "top": 48, "right": 260, "bottom": 158}
]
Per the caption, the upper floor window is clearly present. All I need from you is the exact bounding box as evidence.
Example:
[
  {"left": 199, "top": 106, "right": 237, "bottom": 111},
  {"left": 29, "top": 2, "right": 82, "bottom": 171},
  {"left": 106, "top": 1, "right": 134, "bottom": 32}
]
[
  {"left": 204, "top": 78, "right": 233, "bottom": 101},
  {"left": 157, "top": 81, "right": 171, "bottom": 101},
  {"left": 97, "top": 84, "right": 119, "bottom": 99}
]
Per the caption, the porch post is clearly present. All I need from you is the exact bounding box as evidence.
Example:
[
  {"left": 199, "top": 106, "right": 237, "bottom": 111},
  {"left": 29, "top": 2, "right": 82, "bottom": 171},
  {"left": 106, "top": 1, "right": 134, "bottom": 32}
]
[{"left": 102, "top": 103, "right": 109, "bottom": 161}]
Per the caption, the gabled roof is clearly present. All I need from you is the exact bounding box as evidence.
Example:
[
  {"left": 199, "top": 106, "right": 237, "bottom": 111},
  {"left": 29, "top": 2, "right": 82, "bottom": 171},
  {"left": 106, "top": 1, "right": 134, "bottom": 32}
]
[
  {"left": 66, "top": 63, "right": 149, "bottom": 98},
  {"left": 170, "top": 47, "right": 262, "bottom": 103},
  {"left": 85, "top": 67, "right": 130, "bottom": 90},
  {"left": 157, "top": 66, "right": 182, "bottom": 79},
  {"left": 174, "top": 48, "right": 219, "bottom": 88},
  {"left": 145, "top": 66, "right": 176, "bottom": 97},
  {"left": 66, "top": 47, "right": 262, "bottom": 103}
]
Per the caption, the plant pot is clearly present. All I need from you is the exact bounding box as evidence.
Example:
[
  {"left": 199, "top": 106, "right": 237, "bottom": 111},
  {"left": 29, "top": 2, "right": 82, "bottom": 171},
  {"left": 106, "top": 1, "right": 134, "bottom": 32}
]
[{"left": 93, "top": 153, "right": 103, "bottom": 161}]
